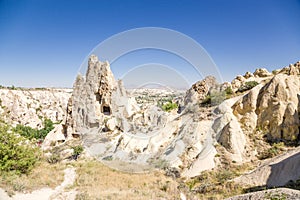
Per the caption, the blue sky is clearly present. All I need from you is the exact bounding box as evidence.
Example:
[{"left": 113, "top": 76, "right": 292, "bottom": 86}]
[{"left": 0, "top": 0, "right": 300, "bottom": 88}]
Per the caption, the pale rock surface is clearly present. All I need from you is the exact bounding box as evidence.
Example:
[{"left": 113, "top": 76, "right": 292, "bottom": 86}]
[
  {"left": 62, "top": 55, "right": 219, "bottom": 177},
  {"left": 226, "top": 188, "right": 300, "bottom": 200},
  {"left": 244, "top": 71, "right": 254, "bottom": 79},
  {"left": 42, "top": 124, "right": 66, "bottom": 150},
  {"left": 256, "top": 74, "right": 300, "bottom": 141},
  {"left": 231, "top": 75, "right": 246, "bottom": 92},
  {"left": 184, "top": 76, "right": 218, "bottom": 105},
  {"left": 234, "top": 147, "right": 300, "bottom": 187},
  {"left": 64, "top": 55, "right": 140, "bottom": 137},
  {"left": 0, "top": 89, "right": 71, "bottom": 129},
  {"left": 253, "top": 68, "right": 272, "bottom": 77}
]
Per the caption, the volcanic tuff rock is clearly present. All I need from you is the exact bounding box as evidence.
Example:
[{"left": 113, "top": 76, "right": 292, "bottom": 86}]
[
  {"left": 231, "top": 73, "right": 300, "bottom": 143},
  {"left": 253, "top": 68, "right": 272, "bottom": 77},
  {"left": 63, "top": 54, "right": 140, "bottom": 137},
  {"left": 184, "top": 76, "right": 218, "bottom": 105},
  {"left": 234, "top": 147, "right": 300, "bottom": 187},
  {"left": 0, "top": 88, "right": 71, "bottom": 128},
  {"left": 47, "top": 56, "right": 300, "bottom": 178},
  {"left": 48, "top": 55, "right": 219, "bottom": 176}
]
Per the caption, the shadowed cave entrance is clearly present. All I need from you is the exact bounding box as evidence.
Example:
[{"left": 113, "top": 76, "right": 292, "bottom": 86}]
[{"left": 102, "top": 105, "right": 111, "bottom": 115}]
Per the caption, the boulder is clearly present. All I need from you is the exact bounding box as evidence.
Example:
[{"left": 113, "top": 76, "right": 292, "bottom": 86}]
[
  {"left": 231, "top": 75, "right": 245, "bottom": 92},
  {"left": 184, "top": 76, "right": 218, "bottom": 105},
  {"left": 244, "top": 71, "right": 254, "bottom": 79},
  {"left": 253, "top": 68, "right": 272, "bottom": 77}
]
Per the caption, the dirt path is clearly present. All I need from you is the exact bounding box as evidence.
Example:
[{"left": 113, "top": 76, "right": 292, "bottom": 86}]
[{"left": 0, "top": 167, "right": 77, "bottom": 200}]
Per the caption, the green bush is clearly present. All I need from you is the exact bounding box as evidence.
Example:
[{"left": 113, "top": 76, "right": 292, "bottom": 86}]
[
  {"left": 71, "top": 145, "right": 84, "bottom": 160},
  {"left": 0, "top": 125, "right": 40, "bottom": 174},
  {"left": 72, "top": 145, "right": 84, "bottom": 157},
  {"left": 13, "top": 118, "right": 54, "bottom": 141},
  {"left": 161, "top": 101, "right": 178, "bottom": 112},
  {"left": 201, "top": 91, "right": 225, "bottom": 106},
  {"left": 237, "top": 81, "right": 259, "bottom": 93},
  {"left": 201, "top": 95, "right": 212, "bottom": 105},
  {"left": 225, "top": 87, "right": 233, "bottom": 99}
]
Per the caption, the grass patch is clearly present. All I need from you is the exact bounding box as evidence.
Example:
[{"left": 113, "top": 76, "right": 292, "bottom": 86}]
[
  {"left": 73, "top": 159, "right": 180, "bottom": 200},
  {"left": 258, "top": 142, "right": 286, "bottom": 160},
  {"left": 186, "top": 163, "right": 253, "bottom": 199},
  {"left": 0, "top": 161, "right": 65, "bottom": 196}
]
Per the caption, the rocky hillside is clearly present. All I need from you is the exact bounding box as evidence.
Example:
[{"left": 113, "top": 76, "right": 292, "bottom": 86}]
[
  {"left": 1, "top": 56, "right": 300, "bottom": 199},
  {"left": 44, "top": 57, "right": 300, "bottom": 177},
  {"left": 0, "top": 88, "right": 71, "bottom": 128}
]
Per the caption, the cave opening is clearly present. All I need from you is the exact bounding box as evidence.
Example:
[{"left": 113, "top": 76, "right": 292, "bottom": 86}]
[{"left": 102, "top": 105, "right": 111, "bottom": 115}]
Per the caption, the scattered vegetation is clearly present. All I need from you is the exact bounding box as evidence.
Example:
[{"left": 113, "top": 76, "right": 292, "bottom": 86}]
[
  {"left": 186, "top": 163, "right": 253, "bottom": 199},
  {"left": 237, "top": 81, "right": 259, "bottom": 93},
  {"left": 0, "top": 161, "right": 65, "bottom": 196},
  {"left": 225, "top": 86, "right": 233, "bottom": 98},
  {"left": 0, "top": 125, "right": 40, "bottom": 174},
  {"left": 161, "top": 101, "right": 178, "bottom": 112},
  {"left": 258, "top": 142, "right": 286, "bottom": 160},
  {"left": 264, "top": 192, "right": 287, "bottom": 200},
  {"left": 73, "top": 159, "right": 180, "bottom": 200},
  {"left": 72, "top": 145, "right": 84, "bottom": 160},
  {"left": 201, "top": 90, "right": 225, "bottom": 106},
  {"left": 47, "top": 152, "right": 61, "bottom": 164},
  {"left": 285, "top": 178, "right": 300, "bottom": 190},
  {"left": 13, "top": 118, "right": 54, "bottom": 141}
]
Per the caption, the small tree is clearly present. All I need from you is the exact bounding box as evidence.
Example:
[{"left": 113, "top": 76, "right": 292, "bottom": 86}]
[{"left": 0, "top": 125, "right": 40, "bottom": 174}]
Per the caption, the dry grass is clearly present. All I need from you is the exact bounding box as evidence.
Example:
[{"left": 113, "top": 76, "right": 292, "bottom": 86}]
[
  {"left": 185, "top": 163, "right": 254, "bottom": 200},
  {"left": 73, "top": 159, "right": 180, "bottom": 200},
  {"left": 0, "top": 161, "right": 65, "bottom": 196}
]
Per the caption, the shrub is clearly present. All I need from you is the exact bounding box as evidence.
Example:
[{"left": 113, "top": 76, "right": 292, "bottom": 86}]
[
  {"left": 201, "top": 91, "right": 225, "bottom": 106},
  {"left": 225, "top": 87, "right": 233, "bottom": 99},
  {"left": 72, "top": 145, "right": 84, "bottom": 160},
  {"left": 13, "top": 118, "right": 54, "bottom": 141},
  {"left": 201, "top": 95, "right": 211, "bottom": 105},
  {"left": 0, "top": 125, "right": 40, "bottom": 174},
  {"left": 161, "top": 101, "right": 178, "bottom": 112},
  {"left": 237, "top": 81, "right": 259, "bottom": 93},
  {"left": 258, "top": 142, "right": 285, "bottom": 160}
]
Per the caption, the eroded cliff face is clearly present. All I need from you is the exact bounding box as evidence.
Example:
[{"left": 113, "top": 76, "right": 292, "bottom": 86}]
[
  {"left": 214, "top": 62, "right": 300, "bottom": 165},
  {"left": 0, "top": 88, "right": 71, "bottom": 128},
  {"left": 232, "top": 71, "right": 300, "bottom": 144},
  {"left": 64, "top": 55, "right": 140, "bottom": 137}
]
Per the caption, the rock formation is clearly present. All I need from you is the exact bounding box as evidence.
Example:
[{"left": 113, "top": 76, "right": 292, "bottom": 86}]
[
  {"left": 64, "top": 54, "right": 140, "bottom": 138},
  {"left": 184, "top": 76, "right": 219, "bottom": 105},
  {"left": 3, "top": 55, "right": 298, "bottom": 181},
  {"left": 0, "top": 88, "right": 71, "bottom": 128},
  {"left": 253, "top": 68, "right": 272, "bottom": 77},
  {"left": 46, "top": 55, "right": 219, "bottom": 177}
]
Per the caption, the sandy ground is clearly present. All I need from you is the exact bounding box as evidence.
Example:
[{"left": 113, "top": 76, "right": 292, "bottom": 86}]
[{"left": 0, "top": 167, "right": 77, "bottom": 200}]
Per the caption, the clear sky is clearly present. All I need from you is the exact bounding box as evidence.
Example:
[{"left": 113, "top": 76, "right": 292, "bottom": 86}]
[{"left": 0, "top": 0, "right": 300, "bottom": 88}]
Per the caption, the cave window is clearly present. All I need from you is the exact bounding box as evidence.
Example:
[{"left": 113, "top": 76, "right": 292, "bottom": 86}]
[{"left": 102, "top": 105, "right": 111, "bottom": 115}]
